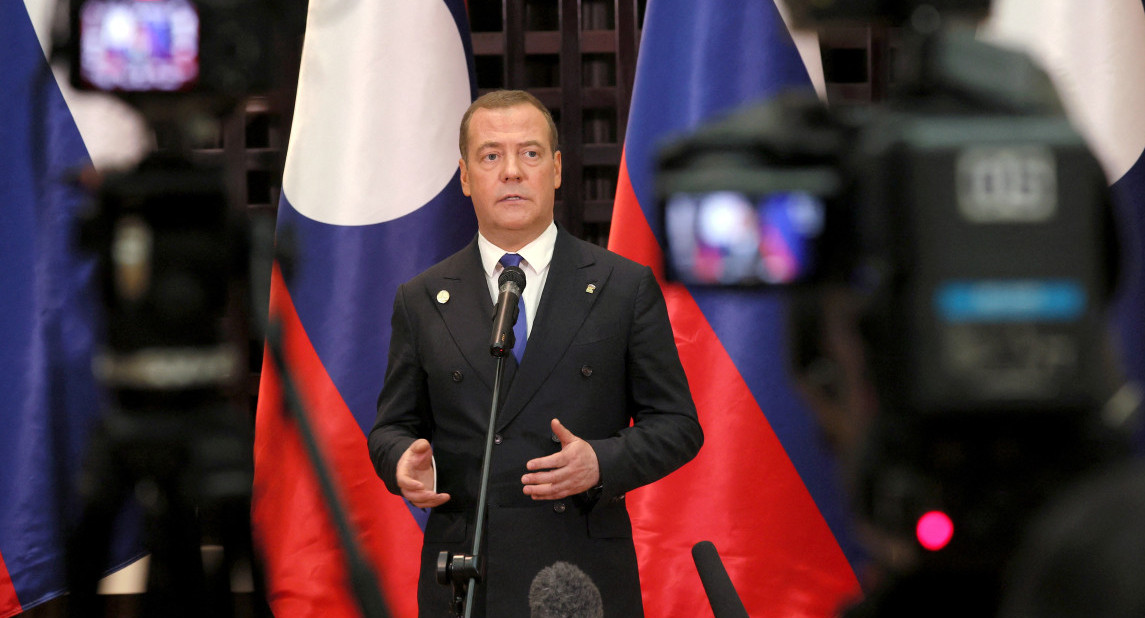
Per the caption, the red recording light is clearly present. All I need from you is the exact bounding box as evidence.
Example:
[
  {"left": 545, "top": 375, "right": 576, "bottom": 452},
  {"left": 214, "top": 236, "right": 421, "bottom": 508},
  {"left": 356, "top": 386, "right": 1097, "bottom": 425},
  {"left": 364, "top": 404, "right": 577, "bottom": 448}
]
[{"left": 916, "top": 510, "right": 954, "bottom": 551}]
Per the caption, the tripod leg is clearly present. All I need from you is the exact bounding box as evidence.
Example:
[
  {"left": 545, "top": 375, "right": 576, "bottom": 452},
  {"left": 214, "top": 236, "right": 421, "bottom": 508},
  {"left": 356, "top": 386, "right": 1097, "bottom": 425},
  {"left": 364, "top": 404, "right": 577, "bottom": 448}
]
[
  {"left": 66, "top": 424, "right": 132, "bottom": 618},
  {"left": 204, "top": 496, "right": 273, "bottom": 618},
  {"left": 140, "top": 481, "right": 205, "bottom": 618}
]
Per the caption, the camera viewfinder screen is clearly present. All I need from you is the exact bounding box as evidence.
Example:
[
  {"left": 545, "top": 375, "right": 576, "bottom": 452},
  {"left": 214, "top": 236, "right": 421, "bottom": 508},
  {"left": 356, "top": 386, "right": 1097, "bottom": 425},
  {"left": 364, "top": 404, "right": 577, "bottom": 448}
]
[
  {"left": 78, "top": 0, "right": 200, "bottom": 92},
  {"left": 664, "top": 191, "right": 826, "bottom": 285}
]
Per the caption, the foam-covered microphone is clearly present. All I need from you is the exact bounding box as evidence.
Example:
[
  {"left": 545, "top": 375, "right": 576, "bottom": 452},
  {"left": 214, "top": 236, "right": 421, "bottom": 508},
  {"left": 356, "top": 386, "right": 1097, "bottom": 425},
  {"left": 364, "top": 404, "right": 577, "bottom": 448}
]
[
  {"left": 490, "top": 265, "right": 526, "bottom": 357},
  {"left": 692, "top": 540, "right": 749, "bottom": 618},
  {"left": 528, "top": 561, "right": 603, "bottom": 618}
]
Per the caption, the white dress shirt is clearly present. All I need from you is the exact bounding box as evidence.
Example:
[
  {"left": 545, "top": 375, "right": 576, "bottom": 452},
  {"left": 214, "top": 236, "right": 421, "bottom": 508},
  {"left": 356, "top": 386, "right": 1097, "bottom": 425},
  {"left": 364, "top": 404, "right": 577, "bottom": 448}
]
[{"left": 477, "top": 222, "right": 557, "bottom": 340}]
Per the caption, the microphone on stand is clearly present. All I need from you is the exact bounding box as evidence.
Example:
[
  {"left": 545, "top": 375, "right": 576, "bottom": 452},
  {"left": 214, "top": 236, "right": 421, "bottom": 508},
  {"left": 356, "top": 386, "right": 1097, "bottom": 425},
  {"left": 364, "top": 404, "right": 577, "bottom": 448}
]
[
  {"left": 692, "top": 540, "right": 749, "bottom": 618},
  {"left": 490, "top": 265, "right": 526, "bottom": 357}
]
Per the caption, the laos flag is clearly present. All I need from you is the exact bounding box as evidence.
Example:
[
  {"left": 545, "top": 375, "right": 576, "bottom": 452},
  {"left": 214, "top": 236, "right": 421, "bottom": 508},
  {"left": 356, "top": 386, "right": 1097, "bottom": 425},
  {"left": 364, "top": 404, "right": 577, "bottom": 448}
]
[
  {"left": 251, "top": 1, "right": 476, "bottom": 617},
  {"left": 984, "top": 0, "right": 1145, "bottom": 412},
  {"left": 608, "top": 1, "right": 864, "bottom": 616}
]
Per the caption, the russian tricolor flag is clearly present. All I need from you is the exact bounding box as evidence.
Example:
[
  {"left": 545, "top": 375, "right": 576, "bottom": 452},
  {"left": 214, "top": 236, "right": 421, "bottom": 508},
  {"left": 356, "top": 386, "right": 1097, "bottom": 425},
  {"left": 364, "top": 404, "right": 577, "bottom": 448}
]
[
  {"left": 251, "top": 1, "right": 477, "bottom": 616},
  {"left": 1, "top": 1, "right": 148, "bottom": 614},
  {"left": 609, "top": 1, "right": 863, "bottom": 615}
]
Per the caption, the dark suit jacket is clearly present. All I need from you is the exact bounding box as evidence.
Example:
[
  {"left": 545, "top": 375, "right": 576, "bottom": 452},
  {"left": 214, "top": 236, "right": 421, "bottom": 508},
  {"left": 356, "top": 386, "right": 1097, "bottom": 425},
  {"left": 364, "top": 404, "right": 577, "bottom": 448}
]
[{"left": 368, "top": 227, "right": 702, "bottom": 617}]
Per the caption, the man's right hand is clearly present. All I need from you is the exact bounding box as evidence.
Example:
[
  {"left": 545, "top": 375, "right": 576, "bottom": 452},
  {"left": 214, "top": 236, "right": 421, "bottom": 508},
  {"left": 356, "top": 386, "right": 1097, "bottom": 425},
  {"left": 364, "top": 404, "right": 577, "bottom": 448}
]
[{"left": 396, "top": 439, "right": 451, "bottom": 509}]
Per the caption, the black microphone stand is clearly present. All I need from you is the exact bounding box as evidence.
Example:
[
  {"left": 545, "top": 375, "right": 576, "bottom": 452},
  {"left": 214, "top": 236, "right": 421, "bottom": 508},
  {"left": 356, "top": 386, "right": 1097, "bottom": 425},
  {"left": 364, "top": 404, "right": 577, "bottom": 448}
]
[
  {"left": 437, "top": 349, "right": 510, "bottom": 618},
  {"left": 438, "top": 269, "right": 523, "bottom": 618}
]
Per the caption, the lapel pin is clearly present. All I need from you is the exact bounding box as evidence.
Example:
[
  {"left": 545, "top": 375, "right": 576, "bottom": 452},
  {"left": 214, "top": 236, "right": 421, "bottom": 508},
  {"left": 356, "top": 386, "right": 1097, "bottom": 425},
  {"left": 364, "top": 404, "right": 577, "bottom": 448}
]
[
  {"left": 586, "top": 283, "right": 596, "bottom": 294},
  {"left": 436, "top": 290, "right": 450, "bottom": 304}
]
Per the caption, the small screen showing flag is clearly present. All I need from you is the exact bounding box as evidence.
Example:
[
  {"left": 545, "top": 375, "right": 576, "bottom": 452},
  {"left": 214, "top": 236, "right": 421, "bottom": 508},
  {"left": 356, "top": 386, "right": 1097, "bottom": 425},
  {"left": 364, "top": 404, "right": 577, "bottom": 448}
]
[
  {"left": 76, "top": 0, "right": 200, "bottom": 92},
  {"left": 664, "top": 190, "right": 825, "bottom": 285}
]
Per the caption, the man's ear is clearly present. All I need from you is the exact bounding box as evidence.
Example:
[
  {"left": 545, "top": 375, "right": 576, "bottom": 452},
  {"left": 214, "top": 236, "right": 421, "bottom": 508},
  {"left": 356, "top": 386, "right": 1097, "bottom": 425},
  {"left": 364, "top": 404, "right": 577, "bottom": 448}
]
[
  {"left": 553, "top": 150, "right": 562, "bottom": 190},
  {"left": 459, "top": 157, "right": 471, "bottom": 196}
]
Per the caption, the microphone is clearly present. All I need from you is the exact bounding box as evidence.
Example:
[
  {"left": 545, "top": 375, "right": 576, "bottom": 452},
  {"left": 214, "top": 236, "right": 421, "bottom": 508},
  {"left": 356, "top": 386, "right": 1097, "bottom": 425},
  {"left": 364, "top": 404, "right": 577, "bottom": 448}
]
[
  {"left": 490, "top": 265, "right": 526, "bottom": 357},
  {"left": 692, "top": 541, "right": 749, "bottom": 618},
  {"left": 528, "top": 561, "right": 603, "bottom": 618}
]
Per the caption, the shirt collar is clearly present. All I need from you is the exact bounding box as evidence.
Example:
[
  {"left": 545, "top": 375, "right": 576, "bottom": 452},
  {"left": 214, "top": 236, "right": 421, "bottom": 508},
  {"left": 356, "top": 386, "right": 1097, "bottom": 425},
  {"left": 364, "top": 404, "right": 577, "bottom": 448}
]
[{"left": 478, "top": 222, "right": 558, "bottom": 276}]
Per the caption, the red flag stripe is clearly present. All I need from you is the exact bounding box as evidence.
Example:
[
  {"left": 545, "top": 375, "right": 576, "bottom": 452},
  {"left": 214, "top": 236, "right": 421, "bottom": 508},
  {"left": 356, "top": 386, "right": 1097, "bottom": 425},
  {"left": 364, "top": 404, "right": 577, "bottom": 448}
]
[
  {"left": 0, "top": 551, "right": 21, "bottom": 618},
  {"left": 611, "top": 155, "right": 861, "bottom": 617},
  {"left": 253, "top": 266, "right": 423, "bottom": 617}
]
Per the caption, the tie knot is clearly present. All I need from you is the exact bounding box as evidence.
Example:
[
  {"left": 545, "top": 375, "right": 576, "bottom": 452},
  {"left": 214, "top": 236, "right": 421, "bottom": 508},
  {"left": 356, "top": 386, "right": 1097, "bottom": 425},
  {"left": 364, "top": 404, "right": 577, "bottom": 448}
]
[{"left": 499, "top": 253, "right": 524, "bottom": 269}]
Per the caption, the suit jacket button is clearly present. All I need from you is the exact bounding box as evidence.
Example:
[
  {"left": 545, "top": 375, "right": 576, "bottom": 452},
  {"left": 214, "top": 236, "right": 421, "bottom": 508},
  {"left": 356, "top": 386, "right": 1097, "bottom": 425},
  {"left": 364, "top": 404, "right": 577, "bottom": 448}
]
[
  {"left": 451, "top": 370, "right": 463, "bottom": 382},
  {"left": 494, "top": 433, "right": 503, "bottom": 445},
  {"left": 580, "top": 365, "right": 593, "bottom": 377},
  {"left": 550, "top": 432, "right": 560, "bottom": 443},
  {"left": 553, "top": 502, "right": 566, "bottom": 514}
]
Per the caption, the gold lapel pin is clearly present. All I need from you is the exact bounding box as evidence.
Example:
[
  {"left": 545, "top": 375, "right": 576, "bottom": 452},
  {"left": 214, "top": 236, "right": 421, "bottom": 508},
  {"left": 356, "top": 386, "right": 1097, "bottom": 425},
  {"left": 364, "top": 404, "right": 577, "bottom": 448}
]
[
  {"left": 586, "top": 284, "right": 596, "bottom": 294},
  {"left": 436, "top": 290, "right": 450, "bottom": 304}
]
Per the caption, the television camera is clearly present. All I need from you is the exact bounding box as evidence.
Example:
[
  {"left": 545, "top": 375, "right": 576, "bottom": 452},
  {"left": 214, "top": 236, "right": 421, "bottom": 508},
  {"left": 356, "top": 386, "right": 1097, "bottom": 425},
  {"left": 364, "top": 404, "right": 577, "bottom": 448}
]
[
  {"left": 657, "top": 1, "right": 1139, "bottom": 614},
  {"left": 59, "top": 1, "right": 289, "bottom": 616}
]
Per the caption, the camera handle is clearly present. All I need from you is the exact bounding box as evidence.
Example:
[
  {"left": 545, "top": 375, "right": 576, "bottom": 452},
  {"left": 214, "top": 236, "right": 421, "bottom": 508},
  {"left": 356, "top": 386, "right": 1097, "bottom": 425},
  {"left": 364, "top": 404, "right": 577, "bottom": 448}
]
[{"left": 435, "top": 352, "right": 511, "bottom": 618}]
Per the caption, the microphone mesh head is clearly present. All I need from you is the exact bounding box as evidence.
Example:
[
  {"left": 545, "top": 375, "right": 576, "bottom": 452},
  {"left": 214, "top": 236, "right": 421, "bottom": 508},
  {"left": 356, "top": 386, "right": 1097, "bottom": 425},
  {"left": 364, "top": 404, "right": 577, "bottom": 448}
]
[
  {"left": 499, "top": 265, "right": 527, "bottom": 292},
  {"left": 528, "top": 561, "right": 603, "bottom": 618}
]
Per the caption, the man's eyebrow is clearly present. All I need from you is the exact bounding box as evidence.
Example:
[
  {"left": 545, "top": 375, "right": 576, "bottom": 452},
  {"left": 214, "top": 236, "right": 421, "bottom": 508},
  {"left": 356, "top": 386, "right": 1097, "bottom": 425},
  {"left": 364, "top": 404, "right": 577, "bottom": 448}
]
[{"left": 476, "top": 139, "right": 545, "bottom": 151}]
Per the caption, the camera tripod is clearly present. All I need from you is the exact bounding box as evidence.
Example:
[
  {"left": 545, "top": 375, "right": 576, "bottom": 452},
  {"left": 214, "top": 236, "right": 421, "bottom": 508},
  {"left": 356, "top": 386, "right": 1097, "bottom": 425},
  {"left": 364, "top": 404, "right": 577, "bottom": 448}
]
[{"left": 65, "top": 393, "right": 269, "bottom": 618}]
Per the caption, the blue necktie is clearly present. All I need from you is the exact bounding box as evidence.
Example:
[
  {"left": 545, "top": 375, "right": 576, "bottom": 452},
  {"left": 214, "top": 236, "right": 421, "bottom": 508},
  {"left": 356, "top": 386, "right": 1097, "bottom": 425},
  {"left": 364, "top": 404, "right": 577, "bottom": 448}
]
[{"left": 499, "top": 253, "right": 528, "bottom": 363}]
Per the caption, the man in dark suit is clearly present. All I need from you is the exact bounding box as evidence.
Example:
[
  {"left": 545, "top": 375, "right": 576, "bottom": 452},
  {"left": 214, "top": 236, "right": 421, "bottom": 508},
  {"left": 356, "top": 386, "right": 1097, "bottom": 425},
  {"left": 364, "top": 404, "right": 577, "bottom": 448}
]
[{"left": 368, "top": 90, "right": 703, "bottom": 617}]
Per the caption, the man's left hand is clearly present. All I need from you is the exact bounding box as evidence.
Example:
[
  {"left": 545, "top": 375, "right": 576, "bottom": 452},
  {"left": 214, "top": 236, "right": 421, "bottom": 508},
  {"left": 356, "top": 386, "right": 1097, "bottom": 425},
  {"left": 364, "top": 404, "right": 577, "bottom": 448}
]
[{"left": 522, "top": 418, "right": 600, "bottom": 500}]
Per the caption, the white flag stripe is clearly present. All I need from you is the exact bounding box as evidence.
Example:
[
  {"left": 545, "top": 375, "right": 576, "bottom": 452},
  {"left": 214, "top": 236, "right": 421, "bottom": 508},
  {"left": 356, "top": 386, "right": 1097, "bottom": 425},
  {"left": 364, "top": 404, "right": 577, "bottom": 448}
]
[
  {"left": 982, "top": 0, "right": 1145, "bottom": 182},
  {"left": 775, "top": 0, "right": 827, "bottom": 102},
  {"left": 283, "top": 0, "right": 471, "bottom": 226},
  {"left": 25, "top": 0, "right": 151, "bottom": 172}
]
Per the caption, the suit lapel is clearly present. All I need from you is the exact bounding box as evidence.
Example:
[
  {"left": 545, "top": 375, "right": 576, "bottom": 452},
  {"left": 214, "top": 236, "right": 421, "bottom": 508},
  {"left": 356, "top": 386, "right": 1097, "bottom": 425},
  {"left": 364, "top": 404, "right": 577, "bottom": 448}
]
[
  {"left": 424, "top": 239, "right": 510, "bottom": 393},
  {"left": 497, "top": 229, "right": 612, "bottom": 431}
]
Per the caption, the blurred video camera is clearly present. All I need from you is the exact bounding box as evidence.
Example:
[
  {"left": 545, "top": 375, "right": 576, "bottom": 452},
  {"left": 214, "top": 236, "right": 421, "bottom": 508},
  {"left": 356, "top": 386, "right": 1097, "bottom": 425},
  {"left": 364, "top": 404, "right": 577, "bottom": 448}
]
[
  {"left": 59, "top": 2, "right": 283, "bottom": 614},
  {"left": 63, "top": 0, "right": 280, "bottom": 395},
  {"left": 656, "top": 0, "right": 1136, "bottom": 595},
  {"left": 77, "top": 157, "right": 248, "bottom": 405}
]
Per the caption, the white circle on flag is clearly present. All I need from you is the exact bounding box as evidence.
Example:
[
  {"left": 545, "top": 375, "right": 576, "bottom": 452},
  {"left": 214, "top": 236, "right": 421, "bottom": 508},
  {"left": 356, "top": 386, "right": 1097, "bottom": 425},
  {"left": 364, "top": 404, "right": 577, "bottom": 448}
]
[{"left": 282, "top": 0, "right": 471, "bottom": 225}]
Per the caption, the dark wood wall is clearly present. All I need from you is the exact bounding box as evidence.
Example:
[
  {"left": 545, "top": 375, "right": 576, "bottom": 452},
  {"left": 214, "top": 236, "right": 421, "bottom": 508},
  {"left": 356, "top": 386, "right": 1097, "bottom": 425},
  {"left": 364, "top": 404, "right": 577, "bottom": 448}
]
[
  {"left": 184, "top": 1, "right": 901, "bottom": 429},
  {"left": 225, "top": 0, "right": 896, "bottom": 397},
  {"left": 232, "top": 0, "right": 894, "bottom": 250},
  {"left": 467, "top": 0, "right": 642, "bottom": 246}
]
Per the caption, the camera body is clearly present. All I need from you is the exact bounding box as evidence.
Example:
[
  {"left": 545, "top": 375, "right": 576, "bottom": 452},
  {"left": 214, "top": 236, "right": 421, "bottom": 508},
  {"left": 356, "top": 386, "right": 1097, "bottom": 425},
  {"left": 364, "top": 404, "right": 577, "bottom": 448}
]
[
  {"left": 78, "top": 154, "right": 248, "bottom": 408},
  {"left": 657, "top": 25, "right": 1133, "bottom": 584},
  {"left": 62, "top": 0, "right": 277, "bottom": 401},
  {"left": 658, "top": 29, "right": 1120, "bottom": 416}
]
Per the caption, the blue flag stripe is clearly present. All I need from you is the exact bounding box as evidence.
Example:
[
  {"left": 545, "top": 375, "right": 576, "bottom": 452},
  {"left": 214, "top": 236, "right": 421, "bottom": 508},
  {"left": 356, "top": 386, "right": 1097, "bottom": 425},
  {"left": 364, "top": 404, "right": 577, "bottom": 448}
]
[
  {"left": 0, "top": 1, "right": 143, "bottom": 609},
  {"left": 1113, "top": 149, "right": 1145, "bottom": 390},
  {"left": 276, "top": 174, "right": 477, "bottom": 434}
]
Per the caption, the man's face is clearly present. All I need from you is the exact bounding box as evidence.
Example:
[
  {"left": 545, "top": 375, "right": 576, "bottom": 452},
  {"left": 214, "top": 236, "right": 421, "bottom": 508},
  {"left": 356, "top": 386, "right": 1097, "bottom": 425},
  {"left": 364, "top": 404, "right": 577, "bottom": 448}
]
[{"left": 459, "top": 103, "right": 562, "bottom": 250}]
